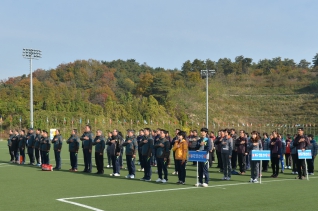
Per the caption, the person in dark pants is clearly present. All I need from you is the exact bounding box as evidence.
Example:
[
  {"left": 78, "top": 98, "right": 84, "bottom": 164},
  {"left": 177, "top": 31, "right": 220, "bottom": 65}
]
[
  {"left": 7, "top": 130, "right": 14, "bottom": 162},
  {"left": 189, "top": 130, "right": 200, "bottom": 166},
  {"left": 293, "top": 128, "right": 310, "bottom": 179},
  {"left": 18, "top": 130, "right": 27, "bottom": 164},
  {"left": 209, "top": 132, "right": 216, "bottom": 168},
  {"left": 270, "top": 131, "right": 282, "bottom": 178},
  {"left": 34, "top": 129, "right": 42, "bottom": 166},
  {"left": 154, "top": 129, "right": 170, "bottom": 183},
  {"left": 67, "top": 129, "right": 80, "bottom": 171},
  {"left": 111, "top": 129, "right": 124, "bottom": 169},
  {"left": 195, "top": 128, "right": 212, "bottom": 187},
  {"left": 172, "top": 131, "right": 188, "bottom": 185},
  {"left": 290, "top": 138, "right": 298, "bottom": 174},
  {"left": 171, "top": 129, "right": 181, "bottom": 175},
  {"left": 93, "top": 129, "right": 106, "bottom": 174},
  {"left": 11, "top": 130, "right": 20, "bottom": 163},
  {"left": 214, "top": 130, "right": 224, "bottom": 172},
  {"left": 26, "top": 128, "right": 36, "bottom": 165},
  {"left": 40, "top": 130, "right": 45, "bottom": 165},
  {"left": 52, "top": 129, "right": 63, "bottom": 170},
  {"left": 122, "top": 129, "right": 138, "bottom": 179},
  {"left": 80, "top": 125, "right": 93, "bottom": 173},
  {"left": 236, "top": 130, "right": 247, "bottom": 174},
  {"left": 41, "top": 130, "right": 51, "bottom": 165},
  {"left": 307, "top": 134, "right": 317, "bottom": 175},
  {"left": 139, "top": 128, "right": 154, "bottom": 181},
  {"left": 230, "top": 129, "right": 238, "bottom": 171},
  {"left": 262, "top": 133, "right": 270, "bottom": 172},
  {"left": 137, "top": 129, "right": 145, "bottom": 171},
  {"left": 106, "top": 132, "right": 112, "bottom": 168},
  {"left": 107, "top": 130, "right": 122, "bottom": 176}
]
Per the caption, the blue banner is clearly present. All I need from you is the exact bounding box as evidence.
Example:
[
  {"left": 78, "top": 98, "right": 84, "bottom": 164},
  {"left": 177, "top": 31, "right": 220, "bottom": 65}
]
[
  {"left": 298, "top": 150, "right": 312, "bottom": 159},
  {"left": 251, "top": 150, "right": 271, "bottom": 161},
  {"left": 188, "top": 151, "right": 208, "bottom": 162}
]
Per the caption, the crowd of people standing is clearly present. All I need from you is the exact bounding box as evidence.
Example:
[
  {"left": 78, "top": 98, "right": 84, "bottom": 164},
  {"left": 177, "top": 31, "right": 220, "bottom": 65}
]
[{"left": 6, "top": 125, "right": 317, "bottom": 186}]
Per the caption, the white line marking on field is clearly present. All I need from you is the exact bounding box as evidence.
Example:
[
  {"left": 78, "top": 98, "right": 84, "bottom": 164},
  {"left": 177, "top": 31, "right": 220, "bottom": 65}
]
[
  {"left": 0, "top": 163, "right": 9, "bottom": 165},
  {"left": 57, "top": 176, "right": 318, "bottom": 211},
  {"left": 0, "top": 165, "right": 15, "bottom": 168}
]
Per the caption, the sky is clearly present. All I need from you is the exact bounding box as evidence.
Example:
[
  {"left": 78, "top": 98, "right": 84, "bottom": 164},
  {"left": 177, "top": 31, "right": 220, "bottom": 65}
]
[{"left": 0, "top": 0, "right": 317, "bottom": 80}]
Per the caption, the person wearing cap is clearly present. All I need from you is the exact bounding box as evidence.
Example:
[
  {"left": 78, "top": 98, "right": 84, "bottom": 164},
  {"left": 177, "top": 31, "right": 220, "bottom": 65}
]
[
  {"left": 93, "top": 129, "right": 106, "bottom": 174},
  {"left": 51, "top": 129, "right": 63, "bottom": 170},
  {"left": 80, "top": 125, "right": 94, "bottom": 173},
  {"left": 67, "top": 129, "right": 80, "bottom": 172},
  {"left": 139, "top": 128, "right": 154, "bottom": 181},
  {"left": 41, "top": 130, "right": 51, "bottom": 164},
  {"left": 34, "top": 128, "right": 42, "bottom": 166},
  {"left": 154, "top": 130, "right": 170, "bottom": 183},
  {"left": 195, "top": 127, "right": 211, "bottom": 187},
  {"left": 26, "top": 128, "right": 36, "bottom": 165},
  {"left": 122, "top": 129, "right": 138, "bottom": 178},
  {"left": 172, "top": 130, "right": 188, "bottom": 185}
]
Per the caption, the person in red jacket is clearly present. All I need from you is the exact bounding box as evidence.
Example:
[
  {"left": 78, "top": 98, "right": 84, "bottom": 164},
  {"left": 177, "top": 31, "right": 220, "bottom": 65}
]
[{"left": 285, "top": 135, "right": 292, "bottom": 169}]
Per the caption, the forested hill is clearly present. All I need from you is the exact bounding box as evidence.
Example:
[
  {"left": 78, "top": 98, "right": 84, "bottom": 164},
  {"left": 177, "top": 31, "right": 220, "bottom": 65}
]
[{"left": 0, "top": 55, "right": 318, "bottom": 133}]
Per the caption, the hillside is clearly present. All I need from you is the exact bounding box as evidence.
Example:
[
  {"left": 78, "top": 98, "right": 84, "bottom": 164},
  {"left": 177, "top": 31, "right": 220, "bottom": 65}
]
[{"left": 0, "top": 56, "right": 318, "bottom": 136}]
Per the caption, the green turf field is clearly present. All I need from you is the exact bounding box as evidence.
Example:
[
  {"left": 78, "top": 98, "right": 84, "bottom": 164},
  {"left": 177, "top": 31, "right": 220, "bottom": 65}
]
[{"left": 0, "top": 140, "right": 317, "bottom": 211}]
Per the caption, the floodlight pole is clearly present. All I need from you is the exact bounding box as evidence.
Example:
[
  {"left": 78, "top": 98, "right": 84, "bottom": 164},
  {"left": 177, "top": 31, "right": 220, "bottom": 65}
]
[
  {"left": 200, "top": 70, "right": 215, "bottom": 129},
  {"left": 23, "top": 49, "right": 42, "bottom": 128}
]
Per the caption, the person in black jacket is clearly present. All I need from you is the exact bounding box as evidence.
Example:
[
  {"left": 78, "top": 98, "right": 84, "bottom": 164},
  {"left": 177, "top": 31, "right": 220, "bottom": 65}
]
[
  {"left": 26, "top": 128, "right": 36, "bottom": 165},
  {"left": 171, "top": 129, "right": 181, "bottom": 175},
  {"left": 66, "top": 129, "right": 80, "bottom": 172},
  {"left": 80, "top": 125, "right": 93, "bottom": 173},
  {"left": 18, "top": 130, "right": 27, "bottom": 164},
  {"left": 34, "top": 129, "right": 42, "bottom": 166},
  {"left": 108, "top": 129, "right": 122, "bottom": 176},
  {"left": 93, "top": 130, "right": 106, "bottom": 174},
  {"left": 7, "top": 130, "right": 14, "bottom": 162},
  {"left": 52, "top": 129, "right": 63, "bottom": 170},
  {"left": 11, "top": 130, "right": 20, "bottom": 163},
  {"left": 293, "top": 128, "right": 310, "bottom": 179}
]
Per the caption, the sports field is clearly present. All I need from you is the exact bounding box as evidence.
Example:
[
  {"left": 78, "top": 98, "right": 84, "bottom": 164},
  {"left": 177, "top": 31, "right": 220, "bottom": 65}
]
[{"left": 0, "top": 140, "right": 316, "bottom": 211}]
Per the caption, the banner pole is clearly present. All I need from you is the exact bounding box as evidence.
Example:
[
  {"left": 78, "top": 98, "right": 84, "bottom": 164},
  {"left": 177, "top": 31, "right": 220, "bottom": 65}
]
[
  {"left": 260, "top": 160, "right": 262, "bottom": 184},
  {"left": 305, "top": 158, "right": 309, "bottom": 181},
  {"left": 197, "top": 161, "right": 199, "bottom": 186}
]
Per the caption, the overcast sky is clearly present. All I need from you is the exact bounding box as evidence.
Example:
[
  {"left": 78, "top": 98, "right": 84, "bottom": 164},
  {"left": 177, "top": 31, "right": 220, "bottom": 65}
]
[{"left": 0, "top": 0, "right": 317, "bottom": 80}]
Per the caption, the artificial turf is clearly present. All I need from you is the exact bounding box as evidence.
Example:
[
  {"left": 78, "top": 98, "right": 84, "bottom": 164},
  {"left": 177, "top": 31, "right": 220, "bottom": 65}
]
[{"left": 0, "top": 141, "right": 316, "bottom": 211}]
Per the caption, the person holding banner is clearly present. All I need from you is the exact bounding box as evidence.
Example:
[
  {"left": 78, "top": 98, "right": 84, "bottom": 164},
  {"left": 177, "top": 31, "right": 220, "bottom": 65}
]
[
  {"left": 172, "top": 131, "right": 188, "bottom": 185},
  {"left": 195, "top": 127, "right": 211, "bottom": 187},
  {"left": 293, "top": 128, "right": 310, "bottom": 180},
  {"left": 248, "top": 131, "right": 263, "bottom": 183},
  {"left": 269, "top": 131, "right": 282, "bottom": 178}
]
